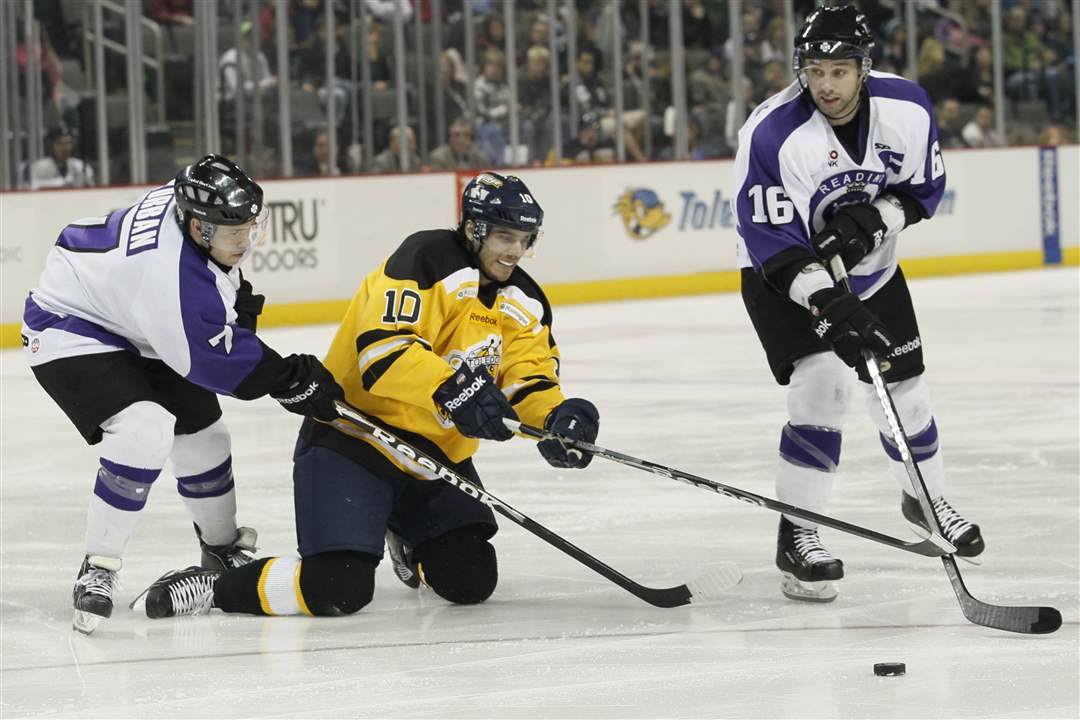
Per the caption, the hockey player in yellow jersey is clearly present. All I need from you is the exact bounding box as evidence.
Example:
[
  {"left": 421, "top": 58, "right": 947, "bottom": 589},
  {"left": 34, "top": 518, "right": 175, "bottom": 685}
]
[{"left": 138, "top": 172, "right": 601, "bottom": 618}]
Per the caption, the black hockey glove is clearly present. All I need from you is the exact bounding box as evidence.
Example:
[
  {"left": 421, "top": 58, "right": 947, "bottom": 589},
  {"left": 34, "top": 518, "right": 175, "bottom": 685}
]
[
  {"left": 270, "top": 354, "right": 345, "bottom": 423},
  {"left": 538, "top": 398, "right": 600, "bottom": 469},
  {"left": 811, "top": 204, "right": 887, "bottom": 270},
  {"left": 808, "top": 287, "right": 894, "bottom": 368},
  {"left": 234, "top": 278, "right": 266, "bottom": 332},
  {"left": 433, "top": 364, "right": 518, "bottom": 441}
]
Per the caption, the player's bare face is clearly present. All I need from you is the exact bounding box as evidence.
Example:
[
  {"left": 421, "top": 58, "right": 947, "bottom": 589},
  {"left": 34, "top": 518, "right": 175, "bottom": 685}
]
[
  {"left": 477, "top": 226, "right": 531, "bottom": 285},
  {"left": 803, "top": 58, "right": 861, "bottom": 125}
]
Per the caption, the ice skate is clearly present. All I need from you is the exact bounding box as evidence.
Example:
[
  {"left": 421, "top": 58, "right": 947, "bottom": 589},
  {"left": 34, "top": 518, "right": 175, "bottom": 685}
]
[
  {"left": 902, "top": 493, "right": 984, "bottom": 559},
  {"left": 776, "top": 516, "right": 844, "bottom": 602},
  {"left": 385, "top": 530, "right": 420, "bottom": 589},
  {"left": 73, "top": 555, "right": 121, "bottom": 634},
  {"left": 197, "top": 524, "right": 258, "bottom": 571},
  {"left": 138, "top": 566, "right": 220, "bottom": 618}
]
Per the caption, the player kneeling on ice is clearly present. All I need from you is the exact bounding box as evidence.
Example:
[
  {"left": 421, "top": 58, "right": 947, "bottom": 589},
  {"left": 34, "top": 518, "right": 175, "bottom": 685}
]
[
  {"left": 22, "top": 155, "right": 345, "bottom": 634},
  {"left": 137, "top": 171, "right": 600, "bottom": 619},
  {"left": 733, "top": 5, "right": 983, "bottom": 603}
]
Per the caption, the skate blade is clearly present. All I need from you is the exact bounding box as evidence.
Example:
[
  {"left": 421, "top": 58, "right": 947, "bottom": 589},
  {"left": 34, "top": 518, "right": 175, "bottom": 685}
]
[
  {"left": 72, "top": 609, "right": 105, "bottom": 635},
  {"left": 780, "top": 572, "right": 839, "bottom": 603}
]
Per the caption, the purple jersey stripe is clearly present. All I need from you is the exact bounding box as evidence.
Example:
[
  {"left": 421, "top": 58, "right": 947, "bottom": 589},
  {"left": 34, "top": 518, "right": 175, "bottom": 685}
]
[
  {"left": 177, "top": 240, "right": 264, "bottom": 394},
  {"left": 736, "top": 95, "right": 817, "bottom": 269},
  {"left": 55, "top": 208, "right": 128, "bottom": 253},
  {"left": 23, "top": 296, "right": 139, "bottom": 354}
]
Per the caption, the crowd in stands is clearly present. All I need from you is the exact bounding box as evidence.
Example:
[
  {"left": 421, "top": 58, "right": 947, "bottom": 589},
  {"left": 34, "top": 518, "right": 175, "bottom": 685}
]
[{"left": 7, "top": 0, "right": 1077, "bottom": 187}]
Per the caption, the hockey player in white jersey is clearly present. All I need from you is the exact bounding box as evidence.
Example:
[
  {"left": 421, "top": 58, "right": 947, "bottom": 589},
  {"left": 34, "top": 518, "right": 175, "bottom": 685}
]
[
  {"left": 733, "top": 5, "right": 983, "bottom": 602},
  {"left": 21, "top": 155, "right": 344, "bottom": 633}
]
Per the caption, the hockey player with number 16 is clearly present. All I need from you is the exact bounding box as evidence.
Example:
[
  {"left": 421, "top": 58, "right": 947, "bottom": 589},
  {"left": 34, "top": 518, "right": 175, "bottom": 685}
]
[{"left": 734, "top": 5, "right": 984, "bottom": 602}]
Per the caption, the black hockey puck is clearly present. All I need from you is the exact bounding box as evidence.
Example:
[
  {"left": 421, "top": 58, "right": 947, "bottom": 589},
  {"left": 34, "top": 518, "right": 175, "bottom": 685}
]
[{"left": 873, "top": 662, "right": 906, "bottom": 676}]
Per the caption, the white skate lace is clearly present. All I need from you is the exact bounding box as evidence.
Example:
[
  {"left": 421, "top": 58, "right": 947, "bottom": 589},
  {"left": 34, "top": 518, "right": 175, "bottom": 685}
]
[
  {"left": 167, "top": 575, "right": 216, "bottom": 615},
  {"left": 792, "top": 527, "right": 836, "bottom": 565},
  {"left": 77, "top": 567, "right": 118, "bottom": 598},
  {"left": 931, "top": 497, "right": 974, "bottom": 541}
]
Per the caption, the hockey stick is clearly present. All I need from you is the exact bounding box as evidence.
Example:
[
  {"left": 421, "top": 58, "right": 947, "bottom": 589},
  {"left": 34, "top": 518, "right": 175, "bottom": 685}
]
[
  {"left": 828, "top": 255, "right": 1061, "bottom": 634},
  {"left": 504, "top": 420, "right": 950, "bottom": 558},
  {"left": 332, "top": 401, "right": 742, "bottom": 608}
]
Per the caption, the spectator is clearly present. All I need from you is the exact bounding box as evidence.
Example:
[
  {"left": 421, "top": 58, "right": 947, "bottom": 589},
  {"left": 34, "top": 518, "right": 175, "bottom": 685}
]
[
  {"left": 956, "top": 45, "right": 996, "bottom": 105},
  {"left": 477, "top": 13, "right": 506, "bottom": 56},
  {"left": 660, "top": 114, "right": 721, "bottom": 161},
  {"left": 961, "top": 105, "right": 1005, "bottom": 148},
  {"left": 21, "top": 125, "right": 95, "bottom": 190},
  {"left": 759, "top": 59, "right": 790, "bottom": 102},
  {"left": 365, "top": 0, "right": 412, "bottom": 24},
  {"left": 428, "top": 119, "right": 488, "bottom": 170},
  {"left": 219, "top": 21, "right": 278, "bottom": 104},
  {"left": 370, "top": 126, "right": 422, "bottom": 173},
  {"left": 936, "top": 98, "right": 965, "bottom": 149},
  {"left": 1002, "top": 6, "right": 1048, "bottom": 100},
  {"left": 149, "top": 0, "right": 193, "bottom": 26},
  {"left": 519, "top": 46, "right": 555, "bottom": 162},
  {"left": 566, "top": 48, "right": 647, "bottom": 162},
  {"left": 474, "top": 48, "right": 513, "bottom": 164},
  {"left": 296, "top": 128, "right": 341, "bottom": 176},
  {"left": 1039, "top": 124, "right": 1071, "bottom": 146},
  {"left": 689, "top": 49, "right": 730, "bottom": 118},
  {"left": 438, "top": 48, "right": 470, "bottom": 125},
  {"left": 549, "top": 111, "right": 614, "bottom": 165}
]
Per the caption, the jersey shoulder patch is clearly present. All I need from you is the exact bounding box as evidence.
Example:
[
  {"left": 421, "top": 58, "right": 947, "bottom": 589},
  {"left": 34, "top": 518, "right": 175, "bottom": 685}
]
[
  {"left": 385, "top": 230, "right": 472, "bottom": 289},
  {"left": 502, "top": 267, "right": 553, "bottom": 328}
]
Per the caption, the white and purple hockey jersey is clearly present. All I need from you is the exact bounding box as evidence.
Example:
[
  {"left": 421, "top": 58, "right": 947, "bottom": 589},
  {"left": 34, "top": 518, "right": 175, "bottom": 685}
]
[
  {"left": 22, "top": 182, "right": 265, "bottom": 395},
  {"left": 734, "top": 71, "right": 946, "bottom": 298}
]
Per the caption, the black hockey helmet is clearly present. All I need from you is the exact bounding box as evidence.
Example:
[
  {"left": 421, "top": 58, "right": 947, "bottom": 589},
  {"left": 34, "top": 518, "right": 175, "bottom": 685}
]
[
  {"left": 174, "top": 154, "right": 264, "bottom": 230},
  {"left": 460, "top": 171, "right": 543, "bottom": 250},
  {"left": 793, "top": 5, "right": 874, "bottom": 83}
]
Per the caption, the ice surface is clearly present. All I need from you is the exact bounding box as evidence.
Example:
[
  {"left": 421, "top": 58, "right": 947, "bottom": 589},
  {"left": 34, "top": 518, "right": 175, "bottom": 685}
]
[{"left": 2, "top": 269, "right": 1077, "bottom": 718}]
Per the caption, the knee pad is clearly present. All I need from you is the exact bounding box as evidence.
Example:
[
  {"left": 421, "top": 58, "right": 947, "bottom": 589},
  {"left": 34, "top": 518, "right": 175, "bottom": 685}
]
[
  {"left": 788, "top": 353, "right": 854, "bottom": 429},
  {"left": 865, "top": 375, "right": 932, "bottom": 435},
  {"left": 171, "top": 419, "right": 231, "bottom": 477},
  {"left": 298, "top": 551, "right": 379, "bottom": 616},
  {"left": 171, "top": 419, "right": 234, "bottom": 500},
  {"left": 99, "top": 401, "right": 176, "bottom": 470},
  {"left": 415, "top": 525, "right": 498, "bottom": 605}
]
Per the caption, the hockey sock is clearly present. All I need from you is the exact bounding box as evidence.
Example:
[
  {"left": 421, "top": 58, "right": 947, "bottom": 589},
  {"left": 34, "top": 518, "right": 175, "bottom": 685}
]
[
  {"left": 172, "top": 420, "right": 237, "bottom": 546},
  {"left": 214, "top": 552, "right": 378, "bottom": 616},
  {"left": 880, "top": 418, "right": 946, "bottom": 499},
  {"left": 776, "top": 423, "right": 841, "bottom": 530},
  {"left": 86, "top": 402, "right": 174, "bottom": 558}
]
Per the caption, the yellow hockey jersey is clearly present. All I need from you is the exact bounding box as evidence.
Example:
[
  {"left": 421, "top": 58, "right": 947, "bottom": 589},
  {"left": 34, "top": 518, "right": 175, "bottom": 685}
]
[{"left": 302, "top": 228, "right": 565, "bottom": 481}]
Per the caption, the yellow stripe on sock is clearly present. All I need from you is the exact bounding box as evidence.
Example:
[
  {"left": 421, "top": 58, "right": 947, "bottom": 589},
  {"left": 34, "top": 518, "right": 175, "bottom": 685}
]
[
  {"left": 293, "top": 560, "right": 313, "bottom": 617},
  {"left": 257, "top": 558, "right": 278, "bottom": 615}
]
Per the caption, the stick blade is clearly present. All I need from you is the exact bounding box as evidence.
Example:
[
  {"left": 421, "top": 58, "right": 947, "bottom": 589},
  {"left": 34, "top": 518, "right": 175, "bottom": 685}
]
[{"left": 685, "top": 563, "right": 743, "bottom": 603}]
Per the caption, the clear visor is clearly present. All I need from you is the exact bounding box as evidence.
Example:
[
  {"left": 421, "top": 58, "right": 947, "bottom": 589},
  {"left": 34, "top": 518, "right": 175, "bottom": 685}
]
[{"left": 209, "top": 206, "right": 269, "bottom": 252}]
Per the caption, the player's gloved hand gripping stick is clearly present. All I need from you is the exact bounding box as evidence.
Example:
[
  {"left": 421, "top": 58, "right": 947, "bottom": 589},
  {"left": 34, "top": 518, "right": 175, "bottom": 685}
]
[
  {"left": 827, "top": 255, "right": 1061, "bottom": 635},
  {"left": 331, "top": 400, "right": 742, "bottom": 608}
]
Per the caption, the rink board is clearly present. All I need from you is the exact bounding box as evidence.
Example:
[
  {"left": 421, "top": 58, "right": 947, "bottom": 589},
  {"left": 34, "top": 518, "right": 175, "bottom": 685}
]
[{"left": 1, "top": 145, "right": 1076, "bottom": 346}]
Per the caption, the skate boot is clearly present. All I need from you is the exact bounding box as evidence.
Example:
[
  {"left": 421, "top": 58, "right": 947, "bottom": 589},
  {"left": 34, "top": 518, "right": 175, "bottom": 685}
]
[
  {"left": 196, "top": 524, "right": 258, "bottom": 571},
  {"left": 139, "top": 566, "right": 220, "bottom": 618},
  {"left": 901, "top": 493, "right": 984, "bottom": 558},
  {"left": 73, "top": 555, "right": 122, "bottom": 634},
  {"left": 385, "top": 530, "right": 420, "bottom": 589},
  {"left": 776, "top": 516, "right": 844, "bottom": 603}
]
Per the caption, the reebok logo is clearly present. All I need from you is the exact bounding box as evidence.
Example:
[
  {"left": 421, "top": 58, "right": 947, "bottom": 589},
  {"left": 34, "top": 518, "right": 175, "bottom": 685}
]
[
  {"left": 889, "top": 335, "right": 921, "bottom": 358},
  {"left": 442, "top": 373, "right": 487, "bottom": 412},
  {"left": 279, "top": 381, "right": 319, "bottom": 404},
  {"left": 469, "top": 312, "right": 497, "bottom": 326}
]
